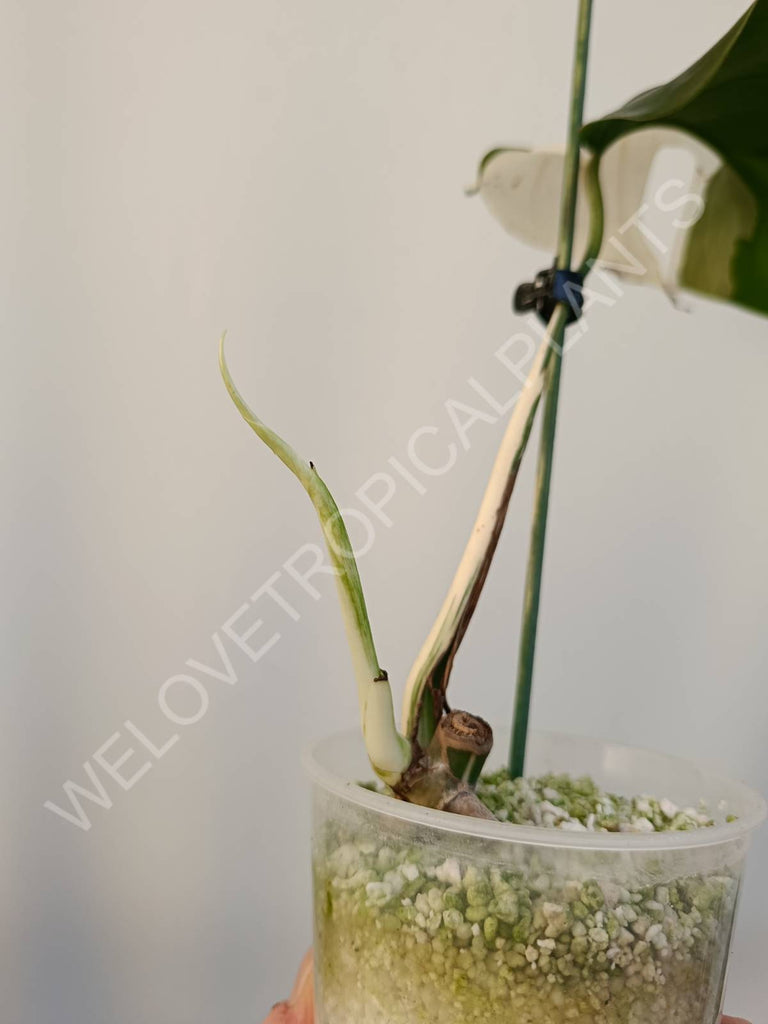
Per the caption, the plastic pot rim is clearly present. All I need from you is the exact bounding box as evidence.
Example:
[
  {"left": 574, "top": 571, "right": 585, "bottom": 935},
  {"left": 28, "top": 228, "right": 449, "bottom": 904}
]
[{"left": 304, "top": 728, "right": 767, "bottom": 853}]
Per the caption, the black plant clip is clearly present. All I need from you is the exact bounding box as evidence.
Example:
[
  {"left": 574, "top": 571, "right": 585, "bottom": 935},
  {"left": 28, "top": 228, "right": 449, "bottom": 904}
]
[{"left": 514, "top": 264, "right": 585, "bottom": 326}]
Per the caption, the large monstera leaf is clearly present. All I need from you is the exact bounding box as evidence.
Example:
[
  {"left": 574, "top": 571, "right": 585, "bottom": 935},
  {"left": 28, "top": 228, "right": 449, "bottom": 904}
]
[
  {"left": 475, "top": 0, "right": 768, "bottom": 316},
  {"left": 583, "top": 0, "right": 767, "bottom": 314}
]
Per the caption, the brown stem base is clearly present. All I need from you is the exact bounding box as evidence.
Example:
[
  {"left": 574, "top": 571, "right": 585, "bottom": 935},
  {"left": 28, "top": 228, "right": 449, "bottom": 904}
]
[{"left": 393, "top": 755, "right": 495, "bottom": 821}]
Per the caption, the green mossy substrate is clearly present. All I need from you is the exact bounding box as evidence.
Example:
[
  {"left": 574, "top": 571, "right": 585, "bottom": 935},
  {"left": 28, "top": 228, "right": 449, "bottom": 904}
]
[{"left": 314, "top": 774, "right": 738, "bottom": 1024}]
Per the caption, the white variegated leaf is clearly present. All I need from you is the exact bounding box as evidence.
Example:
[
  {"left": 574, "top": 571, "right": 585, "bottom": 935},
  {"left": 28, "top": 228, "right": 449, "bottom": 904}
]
[{"left": 472, "top": 129, "right": 720, "bottom": 296}]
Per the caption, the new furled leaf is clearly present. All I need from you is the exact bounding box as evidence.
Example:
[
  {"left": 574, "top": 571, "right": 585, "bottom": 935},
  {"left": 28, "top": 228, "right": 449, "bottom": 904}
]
[{"left": 218, "top": 335, "right": 411, "bottom": 785}]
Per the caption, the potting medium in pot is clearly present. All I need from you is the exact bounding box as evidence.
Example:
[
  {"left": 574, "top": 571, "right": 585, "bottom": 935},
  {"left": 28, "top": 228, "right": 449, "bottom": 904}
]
[{"left": 307, "top": 730, "right": 765, "bottom": 1024}]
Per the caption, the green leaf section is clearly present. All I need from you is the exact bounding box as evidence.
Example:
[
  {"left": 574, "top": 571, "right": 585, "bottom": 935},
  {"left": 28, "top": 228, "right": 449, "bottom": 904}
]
[
  {"left": 581, "top": 0, "right": 768, "bottom": 316},
  {"left": 680, "top": 163, "right": 758, "bottom": 303}
]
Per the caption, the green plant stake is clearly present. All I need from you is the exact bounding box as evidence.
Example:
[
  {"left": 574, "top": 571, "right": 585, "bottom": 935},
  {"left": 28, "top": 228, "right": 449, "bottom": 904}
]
[{"left": 509, "top": 0, "right": 595, "bottom": 779}]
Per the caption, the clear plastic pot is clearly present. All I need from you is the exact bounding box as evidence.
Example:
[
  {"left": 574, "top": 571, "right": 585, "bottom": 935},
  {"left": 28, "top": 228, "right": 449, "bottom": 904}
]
[{"left": 306, "top": 729, "right": 765, "bottom": 1024}]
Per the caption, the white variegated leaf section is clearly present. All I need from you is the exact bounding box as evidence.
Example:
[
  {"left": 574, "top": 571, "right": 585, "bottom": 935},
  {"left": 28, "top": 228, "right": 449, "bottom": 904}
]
[{"left": 473, "top": 129, "right": 720, "bottom": 295}]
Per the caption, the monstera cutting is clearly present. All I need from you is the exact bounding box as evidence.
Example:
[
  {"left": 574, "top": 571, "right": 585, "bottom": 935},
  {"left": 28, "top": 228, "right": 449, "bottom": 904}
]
[{"left": 224, "top": 5, "right": 767, "bottom": 1023}]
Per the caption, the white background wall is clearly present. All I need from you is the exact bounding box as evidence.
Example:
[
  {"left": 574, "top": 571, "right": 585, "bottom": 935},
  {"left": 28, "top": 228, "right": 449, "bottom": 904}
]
[{"left": 2, "top": 1, "right": 766, "bottom": 1021}]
